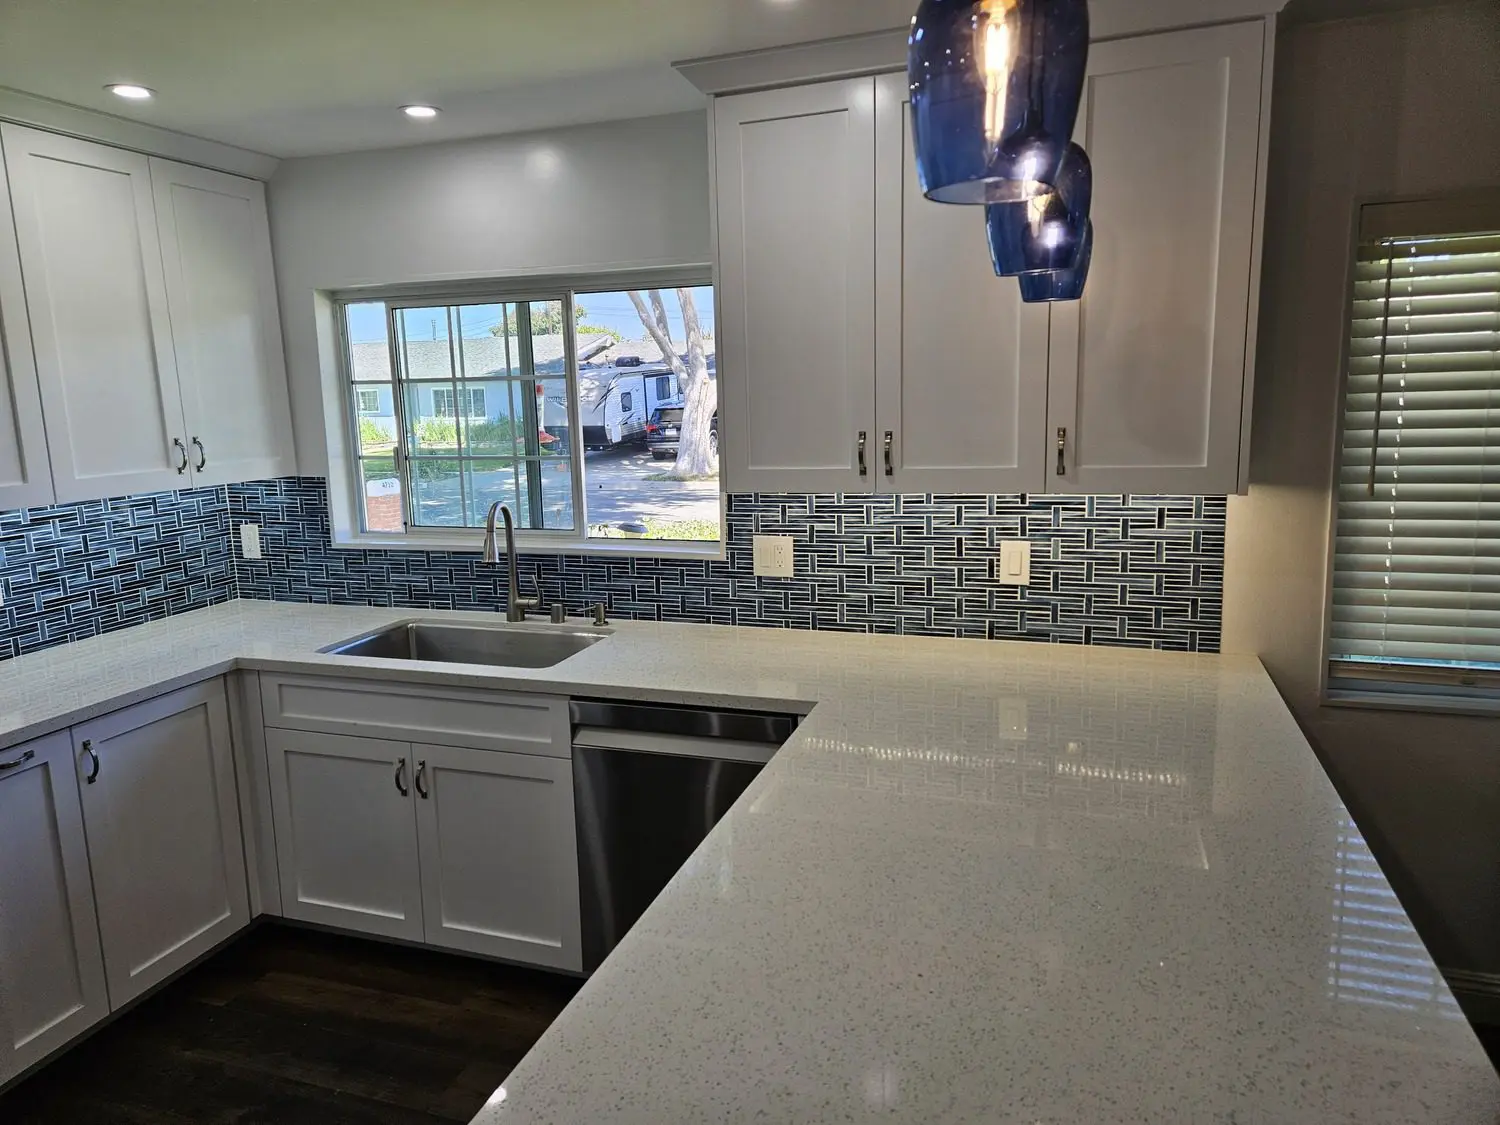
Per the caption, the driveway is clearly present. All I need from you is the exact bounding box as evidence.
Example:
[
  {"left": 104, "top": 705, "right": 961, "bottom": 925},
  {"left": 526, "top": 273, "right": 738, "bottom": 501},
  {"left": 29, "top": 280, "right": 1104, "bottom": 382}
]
[
  {"left": 394, "top": 443, "right": 721, "bottom": 530},
  {"left": 580, "top": 445, "right": 720, "bottom": 527}
]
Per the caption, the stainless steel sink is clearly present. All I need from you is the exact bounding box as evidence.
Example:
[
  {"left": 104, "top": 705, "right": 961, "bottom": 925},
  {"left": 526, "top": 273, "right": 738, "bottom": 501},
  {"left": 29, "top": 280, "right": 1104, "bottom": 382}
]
[{"left": 320, "top": 621, "right": 609, "bottom": 669}]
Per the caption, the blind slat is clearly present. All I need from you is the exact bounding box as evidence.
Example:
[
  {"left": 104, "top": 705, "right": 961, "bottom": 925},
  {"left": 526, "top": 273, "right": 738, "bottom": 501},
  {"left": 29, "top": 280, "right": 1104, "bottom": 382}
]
[{"left": 1331, "top": 223, "right": 1500, "bottom": 670}]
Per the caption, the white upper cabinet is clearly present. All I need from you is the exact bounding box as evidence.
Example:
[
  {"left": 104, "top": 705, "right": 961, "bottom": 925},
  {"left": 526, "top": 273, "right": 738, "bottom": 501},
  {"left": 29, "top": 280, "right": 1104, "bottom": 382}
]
[
  {"left": 0, "top": 148, "right": 54, "bottom": 512},
  {"left": 1046, "top": 21, "right": 1266, "bottom": 494},
  {"left": 0, "top": 732, "right": 109, "bottom": 1082},
  {"left": 715, "top": 78, "right": 877, "bottom": 492},
  {"left": 708, "top": 20, "right": 1271, "bottom": 497},
  {"left": 73, "top": 681, "right": 249, "bottom": 1008},
  {"left": 151, "top": 160, "right": 293, "bottom": 487},
  {"left": 0, "top": 124, "right": 293, "bottom": 507},
  {"left": 1, "top": 125, "right": 187, "bottom": 503},
  {"left": 873, "top": 73, "right": 1050, "bottom": 495}
]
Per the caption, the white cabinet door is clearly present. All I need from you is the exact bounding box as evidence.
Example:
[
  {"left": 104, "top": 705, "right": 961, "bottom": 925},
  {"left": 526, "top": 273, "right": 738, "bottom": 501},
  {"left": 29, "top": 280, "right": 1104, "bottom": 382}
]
[
  {"left": 873, "top": 74, "right": 1050, "bottom": 496},
  {"left": 0, "top": 146, "right": 54, "bottom": 511},
  {"left": 413, "top": 744, "right": 581, "bottom": 971},
  {"left": 0, "top": 124, "right": 188, "bottom": 503},
  {"left": 150, "top": 159, "right": 293, "bottom": 487},
  {"left": 1046, "top": 22, "right": 1266, "bottom": 494},
  {"left": 715, "top": 78, "right": 878, "bottom": 492},
  {"left": 75, "top": 681, "right": 249, "bottom": 1007},
  {"left": 265, "top": 729, "right": 424, "bottom": 942},
  {"left": 0, "top": 733, "right": 108, "bottom": 1082}
]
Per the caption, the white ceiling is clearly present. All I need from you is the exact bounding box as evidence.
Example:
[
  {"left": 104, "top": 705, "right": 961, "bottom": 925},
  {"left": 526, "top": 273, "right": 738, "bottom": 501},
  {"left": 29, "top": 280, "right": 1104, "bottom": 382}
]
[{"left": 0, "top": 0, "right": 917, "bottom": 158}]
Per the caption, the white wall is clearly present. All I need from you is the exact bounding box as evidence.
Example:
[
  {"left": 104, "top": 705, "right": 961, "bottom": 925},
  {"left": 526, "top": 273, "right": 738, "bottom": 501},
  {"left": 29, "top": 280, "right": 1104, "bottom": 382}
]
[
  {"left": 1223, "top": 1, "right": 1500, "bottom": 980},
  {"left": 266, "top": 111, "right": 711, "bottom": 474}
]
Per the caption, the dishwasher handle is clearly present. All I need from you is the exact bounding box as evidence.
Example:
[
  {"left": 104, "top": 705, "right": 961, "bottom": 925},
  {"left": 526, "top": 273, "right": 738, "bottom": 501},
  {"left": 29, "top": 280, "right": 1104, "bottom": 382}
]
[
  {"left": 572, "top": 726, "right": 780, "bottom": 766},
  {"left": 569, "top": 699, "right": 798, "bottom": 744}
]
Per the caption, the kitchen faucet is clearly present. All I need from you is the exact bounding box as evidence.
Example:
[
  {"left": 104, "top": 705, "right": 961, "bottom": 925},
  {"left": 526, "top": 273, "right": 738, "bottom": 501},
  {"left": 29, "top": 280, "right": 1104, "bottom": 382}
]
[{"left": 481, "top": 502, "right": 541, "bottom": 622}]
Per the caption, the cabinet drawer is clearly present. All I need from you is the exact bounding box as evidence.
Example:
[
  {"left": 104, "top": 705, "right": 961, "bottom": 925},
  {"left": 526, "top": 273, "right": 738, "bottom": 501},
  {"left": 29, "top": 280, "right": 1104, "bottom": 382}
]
[{"left": 260, "top": 673, "right": 569, "bottom": 757}]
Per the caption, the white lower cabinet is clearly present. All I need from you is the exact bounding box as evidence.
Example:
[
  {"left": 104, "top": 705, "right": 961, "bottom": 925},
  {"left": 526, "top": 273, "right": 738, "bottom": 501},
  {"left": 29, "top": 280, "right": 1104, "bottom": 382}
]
[
  {"left": 414, "top": 744, "right": 581, "bottom": 971},
  {"left": 73, "top": 681, "right": 250, "bottom": 1008},
  {"left": 264, "top": 726, "right": 582, "bottom": 972},
  {"left": 264, "top": 729, "right": 425, "bottom": 941},
  {"left": 0, "top": 733, "right": 109, "bottom": 1083}
]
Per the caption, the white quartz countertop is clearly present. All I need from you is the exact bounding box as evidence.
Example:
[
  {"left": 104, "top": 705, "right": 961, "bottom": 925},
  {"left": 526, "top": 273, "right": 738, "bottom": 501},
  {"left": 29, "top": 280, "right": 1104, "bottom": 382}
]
[{"left": 2, "top": 600, "right": 1496, "bottom": 1122}]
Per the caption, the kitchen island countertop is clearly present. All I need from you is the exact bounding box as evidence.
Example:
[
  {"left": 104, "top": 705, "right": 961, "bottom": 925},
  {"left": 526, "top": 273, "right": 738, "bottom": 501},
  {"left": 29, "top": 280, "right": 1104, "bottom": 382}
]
[{"left": 2, "top": 600, "right": 1495, "bottom": 1123}]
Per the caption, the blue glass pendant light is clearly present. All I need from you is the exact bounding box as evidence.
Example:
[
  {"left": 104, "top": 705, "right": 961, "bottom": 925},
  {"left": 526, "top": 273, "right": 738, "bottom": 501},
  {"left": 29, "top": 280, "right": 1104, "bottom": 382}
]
[
  {"left": 908, "top": 0, "right": 1090, "bottom": 204},
  {"left": 985, "top": 142, "right": 1091, "bottom": 275},
  {"left": 1018, "top": 219, "right": 1093, "bottom": 302}
]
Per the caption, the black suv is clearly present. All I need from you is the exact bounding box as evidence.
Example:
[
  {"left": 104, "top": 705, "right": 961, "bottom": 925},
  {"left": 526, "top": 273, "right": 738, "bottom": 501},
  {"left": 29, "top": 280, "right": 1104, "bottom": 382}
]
[{"left": 646, "top": 405, "right": 719, "bottom": 461}]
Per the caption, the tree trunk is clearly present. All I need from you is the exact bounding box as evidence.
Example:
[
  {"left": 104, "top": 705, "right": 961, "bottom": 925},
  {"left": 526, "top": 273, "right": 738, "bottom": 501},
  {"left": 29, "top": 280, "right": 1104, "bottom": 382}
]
[{"left": 627, "top": 289, "right": 717, "bottom": 480}]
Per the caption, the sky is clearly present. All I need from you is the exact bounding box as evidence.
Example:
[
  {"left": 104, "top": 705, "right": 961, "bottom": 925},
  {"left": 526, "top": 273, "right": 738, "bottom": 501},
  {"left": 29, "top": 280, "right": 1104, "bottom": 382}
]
[{"left": 345, "top": 287, "right": 715, "bottom": 346}]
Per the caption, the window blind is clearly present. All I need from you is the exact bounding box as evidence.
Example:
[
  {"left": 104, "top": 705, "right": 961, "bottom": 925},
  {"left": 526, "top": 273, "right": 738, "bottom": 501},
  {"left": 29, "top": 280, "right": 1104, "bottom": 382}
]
[{"left": 1330, "top": 221, "right": 1500, "bottom": 682}]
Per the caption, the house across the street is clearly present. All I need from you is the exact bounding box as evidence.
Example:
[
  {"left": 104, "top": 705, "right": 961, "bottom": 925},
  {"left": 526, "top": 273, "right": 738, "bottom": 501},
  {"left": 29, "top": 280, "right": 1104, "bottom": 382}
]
[{"left": 350, "top": 334, "right": 715, "bottom": 454}]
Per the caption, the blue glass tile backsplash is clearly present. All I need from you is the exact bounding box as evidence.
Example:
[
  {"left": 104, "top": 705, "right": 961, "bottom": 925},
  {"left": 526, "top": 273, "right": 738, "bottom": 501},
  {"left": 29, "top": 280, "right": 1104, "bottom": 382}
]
[
  {"left": 0, "top": 477, "right": 1225, "bottom": 662},
  {"left": 0, "top": 484, "right": 234, "bottom": 660},
  {"left": 230, "top": 478, "right": 1225, "bottom": 652}
]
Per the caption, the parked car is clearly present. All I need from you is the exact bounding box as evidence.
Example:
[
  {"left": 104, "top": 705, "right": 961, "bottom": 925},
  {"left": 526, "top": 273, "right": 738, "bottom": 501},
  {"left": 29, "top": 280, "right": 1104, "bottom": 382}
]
[{"left": 646, "top": 405, "right": 719, "bottom": 461}]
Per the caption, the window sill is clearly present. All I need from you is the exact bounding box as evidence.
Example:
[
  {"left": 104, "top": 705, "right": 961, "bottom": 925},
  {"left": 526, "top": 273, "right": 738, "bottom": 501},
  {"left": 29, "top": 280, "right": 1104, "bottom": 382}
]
[
  {"left": 331, "top": 527, "right": 726, "bottom": 561},
  {"left": 1323, "top": 687, "right": 1500, "bottom": 720}
]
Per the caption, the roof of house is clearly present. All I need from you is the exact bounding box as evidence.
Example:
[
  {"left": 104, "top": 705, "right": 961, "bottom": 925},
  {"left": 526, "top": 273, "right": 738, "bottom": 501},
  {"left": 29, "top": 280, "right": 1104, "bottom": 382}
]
[
  {"left": 349, "top": 333, "right": 614, "bottom": 383},
  {"left": 584, "top": 337, "right": 717, "bottom": 370}
]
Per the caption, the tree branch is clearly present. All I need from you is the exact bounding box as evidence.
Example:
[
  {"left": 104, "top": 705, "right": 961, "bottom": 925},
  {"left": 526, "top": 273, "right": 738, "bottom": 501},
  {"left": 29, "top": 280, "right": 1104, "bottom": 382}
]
[{"left": 627, "top": 290, "right": 688, "bottom": 381}]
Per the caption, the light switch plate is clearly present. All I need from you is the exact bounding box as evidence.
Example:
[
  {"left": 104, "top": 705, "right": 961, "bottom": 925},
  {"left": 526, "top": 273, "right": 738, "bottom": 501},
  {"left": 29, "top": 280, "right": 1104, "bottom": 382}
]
[
  {"left": 753, "top": 535, "right": 795, "bottom": 578},
  {"left": 997, "top": 540, "right": 1031, "bottom": 587},
  {"left": 239, "top": 523, "right": 263, "bottom": 560}
]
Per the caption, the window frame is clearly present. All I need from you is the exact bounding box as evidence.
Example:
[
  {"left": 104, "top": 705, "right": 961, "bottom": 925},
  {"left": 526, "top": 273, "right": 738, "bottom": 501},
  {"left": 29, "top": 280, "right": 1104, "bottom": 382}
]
[
  {"left": 1321, "top": 193, "right": 1500, "bottom": 717},
  {"left": 328, "top": 266, "right": 725, "bottom": 559}
]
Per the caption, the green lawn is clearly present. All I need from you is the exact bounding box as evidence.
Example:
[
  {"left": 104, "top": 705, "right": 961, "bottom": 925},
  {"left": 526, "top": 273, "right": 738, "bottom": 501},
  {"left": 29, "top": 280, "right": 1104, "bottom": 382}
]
[{"left": 588, "top": 518, "right": 721, "bottom": 542}]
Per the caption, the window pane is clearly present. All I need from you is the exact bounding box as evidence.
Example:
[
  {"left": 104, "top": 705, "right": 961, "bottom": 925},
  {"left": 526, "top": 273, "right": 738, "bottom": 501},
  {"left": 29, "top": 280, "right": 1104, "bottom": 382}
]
[
  {"left": 384, "top": 299, "right": 578, "bottom": 532},
  {"left": 467, "top": 459, "right": 575, "bottom": 532},
  {"left": 574, "top": 286, "right": 722, "bottom": 542},
  {"left": 345, "top": 300, "right": 405, "bottom": 533},
  {"left": 408, "top": 458, "right": 468, "bottom": 527}
]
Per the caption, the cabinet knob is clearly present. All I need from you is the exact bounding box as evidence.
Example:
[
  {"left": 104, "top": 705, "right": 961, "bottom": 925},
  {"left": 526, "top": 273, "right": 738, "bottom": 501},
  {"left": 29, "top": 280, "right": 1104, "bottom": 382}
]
[
  {"left": 83, "top": 739, "right": 100, "bottom": 784},
  {"left": 192, "top": 437, "right": 207, "bottom": 472},
  {"left": 1056, "top": 427, "right": 1068, "bottom": 477},
  {"left": 173, "top": 438, "right": 189, "bottom": 475},
  {"left": 884, "top": 431, "right": 894, "bottom": 477},
  {"left": 415, "top": 760, "right": 430, "bottom": 800},
  {"left": 857, "top": 431, "right": 868, "bottom": 477},
  {"left": 394, "top": 757, "right": 409, "bottom": 797}
]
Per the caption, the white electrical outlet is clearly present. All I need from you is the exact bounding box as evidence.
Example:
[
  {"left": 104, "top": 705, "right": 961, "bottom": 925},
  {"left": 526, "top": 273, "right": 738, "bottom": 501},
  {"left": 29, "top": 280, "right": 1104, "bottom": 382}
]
[
  {"left": 752, "top": 535, "right": 795, "bottom": 578},
  {"left": 239, "top": 523, "right": 263, "bottom": 560},
  {"left": 997, "top": 540, "right": 1031, "bottom": 586}
]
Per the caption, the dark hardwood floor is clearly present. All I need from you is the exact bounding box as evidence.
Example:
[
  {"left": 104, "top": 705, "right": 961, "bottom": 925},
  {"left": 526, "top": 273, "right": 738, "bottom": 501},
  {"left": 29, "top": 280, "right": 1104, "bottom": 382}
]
[
  {"left": 1480, "top": 1023, "right": 1500, "bottom": 1072},
  {"left": 0, "top": 923, "right": 583, "bottom": 1124}
]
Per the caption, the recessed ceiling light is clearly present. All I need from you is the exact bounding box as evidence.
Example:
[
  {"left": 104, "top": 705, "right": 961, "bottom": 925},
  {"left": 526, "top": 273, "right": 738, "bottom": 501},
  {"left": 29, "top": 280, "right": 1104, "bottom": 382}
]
[
  {"left": 106, "top": 83, "right": 154, "bottom": 100},
  {"left": 402, "top": 104, "right": 439, "bottom": 119}
]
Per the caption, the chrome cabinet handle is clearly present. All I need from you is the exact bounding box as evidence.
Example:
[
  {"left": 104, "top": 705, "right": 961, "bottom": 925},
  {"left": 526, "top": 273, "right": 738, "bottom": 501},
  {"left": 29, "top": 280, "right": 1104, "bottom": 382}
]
[
  {"left": 83, "top": 739, "right": 100, "bottom": 784},
  {"left": 857, "top": 431, "right": 868, "bottom": 477},
  {"left": 1056, "top": 427, "right": 1067, "bottom": 476},
  {"left": 173, "top": 438, "right": 189, "bottom": 475},
  {"left": 192, "top": 437, "right": 206, "bottom": 472},
  {"left": 415, "top": 760, "right": 429, "bottom": 800},
  {"left": 0, "top": 748, "right": 36, "bottom": 773},
  {"left": 394, "top": 757, "right": 409, "bottom": 797},
  {"left": 884, "top": 431, "right": 894, "bottom": 477}
]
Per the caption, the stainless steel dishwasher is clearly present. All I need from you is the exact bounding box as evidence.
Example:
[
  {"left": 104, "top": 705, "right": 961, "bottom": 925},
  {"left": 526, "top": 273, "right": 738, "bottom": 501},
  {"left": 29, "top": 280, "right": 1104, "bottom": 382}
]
[{"left": 571, "top": 699, "right": 798, "bottom": 972}]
